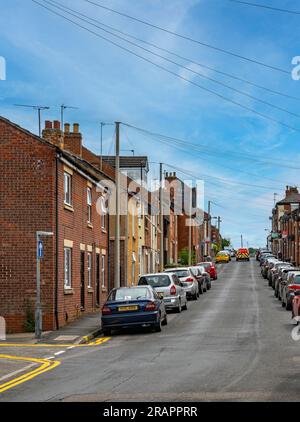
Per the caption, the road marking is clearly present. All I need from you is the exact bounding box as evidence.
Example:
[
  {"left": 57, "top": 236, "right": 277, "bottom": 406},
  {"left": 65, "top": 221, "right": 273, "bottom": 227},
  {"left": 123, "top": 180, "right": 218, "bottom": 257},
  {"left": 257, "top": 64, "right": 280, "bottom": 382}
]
[
  {"left": 0, "top": 337, "right": 111, "bottom": 348},
  {"left": 54, "top": 351, "right": 65, "bottom": 356},
  {"left": 0, "top": 355, "right": 60, "bottom": 394},
  {"left": 0, "top": 363, "right": 36, "bottom": 382}
]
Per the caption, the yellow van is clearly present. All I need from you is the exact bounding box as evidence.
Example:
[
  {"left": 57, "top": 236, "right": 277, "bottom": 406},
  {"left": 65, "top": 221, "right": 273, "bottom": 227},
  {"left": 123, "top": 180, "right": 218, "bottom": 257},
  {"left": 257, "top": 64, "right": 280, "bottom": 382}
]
[{"left": 216, "top": 251, "right": 230, "bottom": 264}]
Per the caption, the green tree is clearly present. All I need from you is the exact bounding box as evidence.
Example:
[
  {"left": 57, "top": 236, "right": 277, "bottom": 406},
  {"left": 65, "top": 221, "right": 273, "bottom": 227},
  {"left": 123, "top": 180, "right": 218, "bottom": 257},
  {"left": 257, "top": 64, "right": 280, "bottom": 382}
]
[
  {"left": 178, "top": 248, "right": 196, "bottom": 265},
  {"left": 221, "top": 238, "right": 231, "bottom": 249}
]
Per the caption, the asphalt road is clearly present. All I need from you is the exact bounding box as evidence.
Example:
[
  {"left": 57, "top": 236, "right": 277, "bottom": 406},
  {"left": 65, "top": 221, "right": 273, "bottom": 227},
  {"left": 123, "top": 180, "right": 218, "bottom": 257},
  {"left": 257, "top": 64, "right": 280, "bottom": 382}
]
[{"left": 1, "top": 259, "right": 300, "bottom": 402}]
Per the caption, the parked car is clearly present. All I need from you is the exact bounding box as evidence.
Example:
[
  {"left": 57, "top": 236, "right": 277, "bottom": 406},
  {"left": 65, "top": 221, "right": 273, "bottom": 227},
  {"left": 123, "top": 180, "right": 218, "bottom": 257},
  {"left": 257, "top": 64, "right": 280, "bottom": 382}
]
[
  {"left": 292, "top": 290, "right": 300, "bottom": 321},
  {"left": 281, "top": 272, "right": 300, "bottom": 311},
  {"left": 236, "top": 248, "right": 250, "bottom": 261},
  {"left": 259, "top": 253, "right": 275, "bottom": 267},
  {"left": 197, "top": 261, "right": 218, "bottom": 280},
  {"left": 267, "top": 260, "right": 283, "bottom": 286},
  {"left": 256, "top": 248, "right": 271, "bottom": 261},
  {"left": 261, "top": 257, "right": 277, "bottom": 279},
  {"left": 101, "top": 286, "right": 168, "bottom": 335},
  {"left": 193, "top": 265, "right": 211, "bottom": 292},
  {"left": 274, "top": 265, "right": 295, "bottom": 296},
  {"left": 278, "top": 269, "right": 299, "bottom": 301},
  {"left": 164, "top": 267, "right": 199, "bottom": 300},
  {"left": 138, "top": 273, "right": 188, "bottom": 313},
  {"left": 189, "top": 267, "right": 205, "bottom": 294},
  {"left": 215, "top": 251, "right": 230, "bottom": 264}
]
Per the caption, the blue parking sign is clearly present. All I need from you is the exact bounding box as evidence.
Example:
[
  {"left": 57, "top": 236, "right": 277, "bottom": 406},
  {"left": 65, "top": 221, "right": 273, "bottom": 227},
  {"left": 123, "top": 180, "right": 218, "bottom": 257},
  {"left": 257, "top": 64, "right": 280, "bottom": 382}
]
[{"left": 38, "top": 240, "right": 44, "bottom": 259}]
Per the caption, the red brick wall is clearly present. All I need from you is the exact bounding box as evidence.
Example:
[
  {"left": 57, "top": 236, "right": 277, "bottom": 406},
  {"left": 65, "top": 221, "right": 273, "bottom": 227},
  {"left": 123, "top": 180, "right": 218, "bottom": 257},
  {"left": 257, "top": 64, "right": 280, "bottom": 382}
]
[
  {"left": 0, "top": 118, "right": 110, "bottom": 333},
  {"left": 0, "top": 119, "right": 56, "bottom": 333}
]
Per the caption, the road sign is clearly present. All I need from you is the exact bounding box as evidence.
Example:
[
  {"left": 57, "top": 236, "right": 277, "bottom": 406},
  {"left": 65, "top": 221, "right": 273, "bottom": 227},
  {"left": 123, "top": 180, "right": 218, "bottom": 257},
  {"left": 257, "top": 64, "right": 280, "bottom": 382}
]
[{"left": 38, "top": 240, "right": 44, "bottom": 259}]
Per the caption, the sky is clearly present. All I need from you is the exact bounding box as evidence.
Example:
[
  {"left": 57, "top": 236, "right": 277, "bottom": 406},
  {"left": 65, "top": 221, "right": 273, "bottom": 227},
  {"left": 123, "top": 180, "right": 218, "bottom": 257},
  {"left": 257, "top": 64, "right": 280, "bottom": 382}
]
[{"left": 1, "top": 0, "right": 300, "bottom": 248}]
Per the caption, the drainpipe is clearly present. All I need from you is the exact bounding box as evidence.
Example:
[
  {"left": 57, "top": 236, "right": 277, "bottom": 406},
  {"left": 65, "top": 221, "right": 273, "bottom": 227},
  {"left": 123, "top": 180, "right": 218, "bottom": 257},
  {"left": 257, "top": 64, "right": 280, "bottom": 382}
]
[{"left": 55, "top": 153, "right": 60, "bottom": 330}]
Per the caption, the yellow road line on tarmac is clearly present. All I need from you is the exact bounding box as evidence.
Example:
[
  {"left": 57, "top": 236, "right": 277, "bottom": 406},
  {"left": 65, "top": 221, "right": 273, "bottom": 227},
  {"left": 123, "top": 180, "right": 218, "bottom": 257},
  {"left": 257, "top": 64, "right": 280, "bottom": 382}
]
[
  {"left": 0, "top": 355, "right": 60, "bottom": 394},
  {"left": 0, "top": 337, "right": 111, "bottom": 348}
]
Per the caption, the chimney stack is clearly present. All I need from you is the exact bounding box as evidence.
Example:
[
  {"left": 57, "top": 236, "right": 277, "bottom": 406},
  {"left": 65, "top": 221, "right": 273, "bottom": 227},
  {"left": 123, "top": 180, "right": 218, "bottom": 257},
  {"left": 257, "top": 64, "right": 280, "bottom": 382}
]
[
  {"left": 64, "top": 122, "right": 82, "bottom": 157},
  {"left": 42, "top": 120, "right": 64, "bottom": 149}
]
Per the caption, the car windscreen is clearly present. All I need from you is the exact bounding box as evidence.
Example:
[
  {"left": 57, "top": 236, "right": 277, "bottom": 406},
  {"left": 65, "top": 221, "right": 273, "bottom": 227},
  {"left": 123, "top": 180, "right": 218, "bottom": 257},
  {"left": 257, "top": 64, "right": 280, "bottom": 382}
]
[
  {"left": 109, "top": 288, "right": 151, "bottom": 301},
  {"left": 171, "top": 270, "right": 190, "bottom": 278},
  {"left": 292, "top": 275, "right": 300, "bottom": 285},
  {"left": 139, "top": 275, "right": 171, "bottom": 288}
]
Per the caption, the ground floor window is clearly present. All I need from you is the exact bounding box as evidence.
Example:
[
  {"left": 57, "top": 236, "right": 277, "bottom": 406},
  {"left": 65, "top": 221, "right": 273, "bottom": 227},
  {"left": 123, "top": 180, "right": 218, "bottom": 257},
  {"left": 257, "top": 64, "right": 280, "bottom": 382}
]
[{"left": 64, "top": 247, "right": 72, "bottom": 288}]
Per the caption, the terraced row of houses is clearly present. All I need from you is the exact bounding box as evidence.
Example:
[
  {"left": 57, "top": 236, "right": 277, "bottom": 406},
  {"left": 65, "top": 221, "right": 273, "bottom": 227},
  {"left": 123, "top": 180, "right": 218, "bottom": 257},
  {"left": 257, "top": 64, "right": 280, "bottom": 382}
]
[{"left": 0, "top": 117, "right": 222, "bottom": 333}]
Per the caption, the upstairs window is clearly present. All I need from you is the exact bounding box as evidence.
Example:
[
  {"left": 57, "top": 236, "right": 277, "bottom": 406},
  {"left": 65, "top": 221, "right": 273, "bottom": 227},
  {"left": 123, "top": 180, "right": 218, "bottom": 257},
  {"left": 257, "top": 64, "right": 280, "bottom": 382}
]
[
  {"left": 87, "top": 187, "right": 92, "bottom": 223},
  {"left": 64, "top": 172, "right": 72, "bottom": 206}
]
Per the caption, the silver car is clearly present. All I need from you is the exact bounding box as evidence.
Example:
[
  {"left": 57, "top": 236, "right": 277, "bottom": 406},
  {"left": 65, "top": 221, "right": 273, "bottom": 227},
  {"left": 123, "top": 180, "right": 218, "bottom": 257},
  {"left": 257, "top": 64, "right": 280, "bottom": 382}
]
[
  {"left": 164, "top": 267, "right": 199, "bottom": 300},
  {"left": 138, "top": 273, "right": 188, "bottom": 313}
]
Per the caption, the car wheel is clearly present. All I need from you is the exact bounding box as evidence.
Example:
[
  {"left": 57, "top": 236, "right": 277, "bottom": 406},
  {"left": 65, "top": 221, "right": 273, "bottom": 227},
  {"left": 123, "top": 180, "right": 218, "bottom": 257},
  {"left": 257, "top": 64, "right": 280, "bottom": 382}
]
[
  {"left": 194, "top": 291, "right": 198, "bottom": 300},
  {"left": 282, "top": 300, "right": 286, "bottom": 308},
  {"left": 176, "top": 301, "right": 182, "bottom": 313},
  {"left": 274, "top": 289, "right": 278, "bottom": 298},
  {"left": 286, "top": 302, "right": 292, "bottom": 311},
  {"left": 268, "top": 279, "right": 272, "bottom": 287},
  {"left": 162, "top": 314, "right": 168, "bottom": 325},
  {"left": 102, "top": 329, "right": 111, "bottom": 336},
  {"left": 154, "top": 316, "right": 162, "bottom": 332},
  {"left": 200, "top": 285, "right": 204, "bottom": 294},
  {"left": 182, "top": 300, "right": 188, "bottom": 311}
]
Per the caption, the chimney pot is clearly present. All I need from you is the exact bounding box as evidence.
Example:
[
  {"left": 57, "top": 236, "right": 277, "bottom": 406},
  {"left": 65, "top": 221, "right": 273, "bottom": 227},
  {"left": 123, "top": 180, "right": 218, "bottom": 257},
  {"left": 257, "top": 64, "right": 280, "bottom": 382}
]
[
  {"left": 45, "top": 120, "right": 52, "bottom": 129},
  {"left": 73, "top": 123, "right": 79, "bottom": 133},
  {"left": 64, "top": 123, "right": 70, "bottom": 133},
  {"left": 53, "top": 120, "right": 61, "bottom": 130}
]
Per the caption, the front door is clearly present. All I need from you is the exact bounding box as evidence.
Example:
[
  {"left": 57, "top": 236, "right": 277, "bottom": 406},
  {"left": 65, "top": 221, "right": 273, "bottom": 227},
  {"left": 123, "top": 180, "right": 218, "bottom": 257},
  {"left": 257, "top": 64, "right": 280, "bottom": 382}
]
[{"left": 80, "top": 252, "right": 85, "bottom": 310}]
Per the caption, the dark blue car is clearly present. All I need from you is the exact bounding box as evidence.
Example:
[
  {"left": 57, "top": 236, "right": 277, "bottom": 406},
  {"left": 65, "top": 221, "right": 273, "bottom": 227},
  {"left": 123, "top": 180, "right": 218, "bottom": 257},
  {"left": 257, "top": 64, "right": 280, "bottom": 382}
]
[{"left": 101, "top": 286, "right": 168, "bottom": 335}]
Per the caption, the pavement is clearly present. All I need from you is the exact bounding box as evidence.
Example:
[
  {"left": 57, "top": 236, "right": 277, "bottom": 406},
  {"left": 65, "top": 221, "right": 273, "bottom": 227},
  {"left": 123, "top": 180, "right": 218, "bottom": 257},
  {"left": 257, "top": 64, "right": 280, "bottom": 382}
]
[
  {"left": 1, "top": 260, "right": 300, "bottom": 402},
  {"left": 3, "top": 312, "right": 102, "bottom": 345}
]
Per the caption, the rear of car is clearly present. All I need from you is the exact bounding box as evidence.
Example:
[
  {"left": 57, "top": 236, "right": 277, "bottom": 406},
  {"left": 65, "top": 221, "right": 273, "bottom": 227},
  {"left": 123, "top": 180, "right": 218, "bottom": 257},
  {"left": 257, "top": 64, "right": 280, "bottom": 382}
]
[
  {"left": 215, "top": 251, "right": 230, "bottom": 264},
  {"left": 197, "top": 261, "right": 217, "bottom": 280},
  {"left": 194, "top": 265, "right": 212, "bottom": 291},
  {"left": 236, "top": 248, "right": 250, "bottom": 261},
  {"left": 282, "top": 273, "right": 300, "bottom": 311},
  {"left": 164, "top": 267, "right": 199, "bottom": 300},
  {"left": 101, "top": 286, "right": 167, "bottom": 335},
  {"left": 138, "top": 273, "right": 187, "bottom": 313}
]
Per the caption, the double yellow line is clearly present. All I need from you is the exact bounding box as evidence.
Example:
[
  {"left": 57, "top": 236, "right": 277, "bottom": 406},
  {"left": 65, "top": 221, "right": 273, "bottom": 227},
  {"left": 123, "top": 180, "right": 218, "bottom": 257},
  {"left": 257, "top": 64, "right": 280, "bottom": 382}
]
[
  {"left": 0, "top": 337, "right": 110, "bottom": 394},
  {"left": 0, "top": 355, "right": 60, "bottom": 393}
]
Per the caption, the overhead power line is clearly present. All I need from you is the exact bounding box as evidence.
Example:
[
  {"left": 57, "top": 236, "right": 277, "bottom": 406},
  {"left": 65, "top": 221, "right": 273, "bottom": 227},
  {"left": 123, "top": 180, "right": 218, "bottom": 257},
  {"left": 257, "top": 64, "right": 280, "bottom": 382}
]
[
  {"left": 32, "top": 0, "right": 300, "bottom": 133},
  {"left": 124, "top": 123, "right": 300, "bottom": 170},
  {"left": 82, "top": 0, "right": 290, "bottom": 74},
  {"left": 48, "top": 0, "right": 300, "bottom": 102},
  {"left": 43, "top": 0, "right": 300, "bottom": 119},
  {"left": 228, "top": 0, "right": 300, "bottom": 15}
]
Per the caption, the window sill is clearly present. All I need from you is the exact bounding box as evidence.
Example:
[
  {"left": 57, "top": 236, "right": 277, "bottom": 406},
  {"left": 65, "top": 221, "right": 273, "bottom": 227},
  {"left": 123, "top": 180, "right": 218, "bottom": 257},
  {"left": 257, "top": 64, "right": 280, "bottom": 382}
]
[
  {"left": 88, "top": 288, "right": 94, "bottom": 293},
  {"left": 101, "top": 229, "right": 107, "bottom": 234},
  {"left": 87, "top": 223, "right": 93, "bottom": 229},
  {"left": 64, "top": 288, "right": 74, "bottom": 295},
  {"left": 101, "top": 287, "right": 107, "bottom": 293},
  {"left": 64, "top": 204, "right": 74, "bottom": 212}
]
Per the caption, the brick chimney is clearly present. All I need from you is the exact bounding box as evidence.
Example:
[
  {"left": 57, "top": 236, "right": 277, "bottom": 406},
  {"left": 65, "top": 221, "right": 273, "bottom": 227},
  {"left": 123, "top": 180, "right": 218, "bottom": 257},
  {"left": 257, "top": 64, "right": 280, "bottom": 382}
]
[
  {"left": 286, "top": 186, "right": 299, "bottom": 196},
  {"left": 42, "top": 120, "right": 64, "bottom": 149},
  {"left": 64, "top": 123, "right": 82, "bottom": 157}
]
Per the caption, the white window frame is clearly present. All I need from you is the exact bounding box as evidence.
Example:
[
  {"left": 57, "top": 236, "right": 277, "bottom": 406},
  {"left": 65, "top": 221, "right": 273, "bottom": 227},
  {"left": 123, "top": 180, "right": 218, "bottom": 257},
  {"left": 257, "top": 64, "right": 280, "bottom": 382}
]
[
  {"left": 87, "top": 252, "right": 92, "bottom": 288},
  {"left": 64, "top": 247, "right": 72, "bottom": 289},
  {"left": 101, "top": 255, "right": 105, "bottom": 288},
  {"left": 132, "top": 252, "right": 136, "bottom": 286},
  {"left": 87, "top": 187, "right": 92, "bottom": 224},
  {"left": 64, "top": 172, "right": 72, "bottom": 206},
  {"left": 100, "top": 197, "right": 106, "bottom": 230}
]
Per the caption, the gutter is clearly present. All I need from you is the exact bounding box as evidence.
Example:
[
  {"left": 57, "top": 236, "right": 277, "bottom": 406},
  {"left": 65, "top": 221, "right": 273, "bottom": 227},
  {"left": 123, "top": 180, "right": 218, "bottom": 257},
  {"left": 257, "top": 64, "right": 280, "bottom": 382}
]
[{"left": 55, "top": 154, "right": 59, "bottom": 330}]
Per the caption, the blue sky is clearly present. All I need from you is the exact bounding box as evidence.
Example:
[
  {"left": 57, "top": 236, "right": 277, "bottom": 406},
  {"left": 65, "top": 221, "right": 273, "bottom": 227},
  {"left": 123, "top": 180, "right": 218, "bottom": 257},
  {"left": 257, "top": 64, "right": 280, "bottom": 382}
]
[{"left": 1, "top": 0, "right": 300, "bottom": 248}]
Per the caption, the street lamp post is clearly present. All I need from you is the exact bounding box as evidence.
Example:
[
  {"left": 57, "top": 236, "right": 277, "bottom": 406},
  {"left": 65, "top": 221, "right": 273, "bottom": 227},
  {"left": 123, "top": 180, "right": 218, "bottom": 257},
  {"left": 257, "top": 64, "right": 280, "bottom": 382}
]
[{"left": 36, "top": 231, "right": 53, "bottom": 339}]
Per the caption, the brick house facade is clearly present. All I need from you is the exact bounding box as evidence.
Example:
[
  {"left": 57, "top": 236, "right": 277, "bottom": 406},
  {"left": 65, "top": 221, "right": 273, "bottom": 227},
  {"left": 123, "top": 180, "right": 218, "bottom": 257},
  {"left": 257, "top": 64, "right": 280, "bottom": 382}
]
[{"left": 0, "top": 117, "right": 110, "bottom": 333}]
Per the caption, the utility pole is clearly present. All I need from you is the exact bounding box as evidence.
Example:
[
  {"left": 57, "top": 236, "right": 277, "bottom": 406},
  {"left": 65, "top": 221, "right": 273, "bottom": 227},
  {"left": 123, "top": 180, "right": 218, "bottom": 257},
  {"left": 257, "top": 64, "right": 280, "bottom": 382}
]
[
  {"left": 36, "top": 231, "right": 53, "bottom": 339},
  {"left": 217, "top": 216, "right": 222, "bottom": 232},
  {"left": 114, "top": 122, "right": 121, "bottom": 288},
  {"left": 207, "top": 200, "right": 211, "bottom": 256},
  {"left": 241, "top": 234, "right": 244, "bottom": 248},
  {"left": 188, "top": 187, "right": 192, "bottom": 266},
  {"left": 159, "top": 163, "right": 164, "bottom": 272}
]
